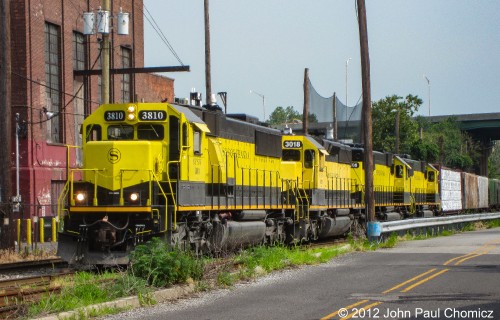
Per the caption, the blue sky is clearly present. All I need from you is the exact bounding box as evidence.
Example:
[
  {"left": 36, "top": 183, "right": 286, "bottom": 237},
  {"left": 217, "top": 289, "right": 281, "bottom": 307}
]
[{"left": 143, "top": 1, "right": 500, "bottom": 121}]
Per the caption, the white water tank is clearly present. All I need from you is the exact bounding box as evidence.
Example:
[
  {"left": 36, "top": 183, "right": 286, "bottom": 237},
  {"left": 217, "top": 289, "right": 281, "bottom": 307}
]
[
  {"left": 83, "top": 12, "right": 95, "bottom": 35},
  {"left": 117, "top": 9, "right": 130, "bottom": 35},
  {"left": 97, "top": 10, "right": 110, "bottom": 34}
]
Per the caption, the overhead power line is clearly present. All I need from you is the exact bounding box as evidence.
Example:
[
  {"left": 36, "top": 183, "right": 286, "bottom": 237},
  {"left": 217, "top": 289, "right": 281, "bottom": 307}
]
[{"left": 141, "top": 4, "right": 184, "bottom": 66}]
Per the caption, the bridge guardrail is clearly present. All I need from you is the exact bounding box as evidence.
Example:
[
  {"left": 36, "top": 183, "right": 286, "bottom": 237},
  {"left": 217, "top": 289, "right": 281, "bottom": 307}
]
[{"left": 380, "top": 212, "right": 500, "bottom": 236}]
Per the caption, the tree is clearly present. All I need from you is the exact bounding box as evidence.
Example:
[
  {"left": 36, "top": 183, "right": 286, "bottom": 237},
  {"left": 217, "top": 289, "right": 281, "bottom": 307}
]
[
  {"left": 411, "top": 117, "right": 479, "bottom": 172},
  {"left": 267, "top": 106, "right": 319, "bottom": 125},
  {"left": 372, "top": 94, "right": 421, "bottom": 154},
  {"left": 372, "top": 95, "right": 479, "bottom": 172},
  {"left": 267, "top": 106, "right": 301, "bottom": 125}
]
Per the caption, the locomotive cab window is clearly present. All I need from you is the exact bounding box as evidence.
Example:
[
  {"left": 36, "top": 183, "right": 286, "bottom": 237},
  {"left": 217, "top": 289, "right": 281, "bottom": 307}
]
[
  {"left": 108, "top": 125, "right": 134, "bottom": 140},
  {"left": 428, "top": 171, "right": 435, "bottom": 182},
  {"left": 193, "top": 129, "right": 202, "bottom": 154},
  {"left": 86, "top": 124, "right": 102, "bottom": 142},
  {"left": 182, "top": 123, "right": 188, "bottom": 147},
  {"left": 283, "top": 149, "right": 300, "bottom": 161},
  {"left": 304, "top": 149, "right": 315, "bottom": 168},
  {"left": 138, "top": 124, "right": 164, "bottom": 140},
  {"left": 395, "top": 165, "right": 404, "bottom": 178}
]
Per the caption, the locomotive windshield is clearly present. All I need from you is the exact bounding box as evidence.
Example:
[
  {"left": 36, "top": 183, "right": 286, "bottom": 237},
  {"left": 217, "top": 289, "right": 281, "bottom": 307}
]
[
  {"left": 108, "top": 125, "right": 134, "bottom": 140},
  {"left": 138, "top": 124, "right": 164, "bottom": 140},
  {"left": 283, "top": 149, "right": 300, "bottom": 161}
]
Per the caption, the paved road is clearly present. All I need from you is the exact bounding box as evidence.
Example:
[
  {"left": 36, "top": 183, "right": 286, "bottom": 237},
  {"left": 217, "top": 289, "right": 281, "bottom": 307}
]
[{"left": 106, "top": 228, "right": 500, "bottom": 320}]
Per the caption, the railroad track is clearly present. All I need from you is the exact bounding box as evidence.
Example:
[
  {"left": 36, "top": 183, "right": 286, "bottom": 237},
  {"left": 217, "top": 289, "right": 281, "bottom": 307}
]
[
  {"left": 0, "top": 258, "right": 67, "bottom": 273},
  {"left": 0, "top": 267, "right": 73, "bottom": 318}
]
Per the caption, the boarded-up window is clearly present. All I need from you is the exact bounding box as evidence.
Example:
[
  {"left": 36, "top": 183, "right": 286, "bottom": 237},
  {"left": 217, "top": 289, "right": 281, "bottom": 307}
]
[{"left": 255, "top": 130, "right": 281, "bottom": 158}]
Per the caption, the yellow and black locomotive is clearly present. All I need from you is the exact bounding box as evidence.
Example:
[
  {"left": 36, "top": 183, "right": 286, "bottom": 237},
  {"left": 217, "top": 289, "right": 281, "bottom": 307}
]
[{"left": 57, "top": 102, "right": 440, "bottom": 265}]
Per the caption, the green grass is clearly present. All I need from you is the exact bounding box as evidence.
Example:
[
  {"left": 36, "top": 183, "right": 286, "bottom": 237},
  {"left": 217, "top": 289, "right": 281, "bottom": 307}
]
[
  {"left": 26, "top": 271, "right": 150, "bottom": 319},
  {"left": 232, "top": 243, "right": 351, "bottom": 279},
  {"left": 486, "top": 219, "right": 500, "bottom": 228}
]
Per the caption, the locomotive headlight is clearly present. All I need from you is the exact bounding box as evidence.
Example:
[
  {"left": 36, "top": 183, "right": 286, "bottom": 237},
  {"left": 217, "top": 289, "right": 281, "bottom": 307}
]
[
  {"left": 75, "top": 192, "right": 86, "bottom": 203},
  {"left": 127, "top": 105, "right": 136, "bottom": 121},
  {"left": 129, "top": 192, "right": 139, "bottom": 202}
]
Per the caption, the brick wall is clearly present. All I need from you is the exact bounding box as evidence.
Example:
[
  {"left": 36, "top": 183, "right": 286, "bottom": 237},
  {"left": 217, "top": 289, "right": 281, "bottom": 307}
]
[{"left": 7, "top": 0, "right": 174, "bottom": 218}]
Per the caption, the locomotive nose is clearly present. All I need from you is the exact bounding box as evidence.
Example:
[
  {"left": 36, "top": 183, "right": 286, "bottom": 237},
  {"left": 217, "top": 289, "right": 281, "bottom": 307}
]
[{"left": 84, "top": 140, "right": 164, "bottom": 191}]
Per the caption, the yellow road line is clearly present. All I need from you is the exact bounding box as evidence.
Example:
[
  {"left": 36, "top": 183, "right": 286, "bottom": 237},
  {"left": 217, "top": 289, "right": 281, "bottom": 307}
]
[
  {"left": 321, "top": 237, "right": 499, "bottom": 319},
  {"left": 320, "top": 300, "right": 370, "bottom": 320},
  {"left": 400, "top": 269, "right": 450, "bottom": 293},
  {"left": 382, "top": 268, "right": 437, "bottom": 294},
  {"left": 453, "top": 244, "right": 497, "bottom": 265},
  {"left": 443, "top": 238, "right": 500, "bottom": 266}
]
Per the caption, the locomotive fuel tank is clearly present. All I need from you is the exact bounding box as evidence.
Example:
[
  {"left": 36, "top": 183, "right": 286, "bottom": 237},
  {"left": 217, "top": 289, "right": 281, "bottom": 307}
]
[
  {"left": 214, "top": 221, "right": 267, "bottom": 250},
  {"left": 318, "top": 215, "right": 352, "bottom": 238}
]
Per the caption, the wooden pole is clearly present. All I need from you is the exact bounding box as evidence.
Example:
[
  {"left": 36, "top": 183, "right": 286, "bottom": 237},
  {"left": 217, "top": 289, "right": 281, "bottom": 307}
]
[
  {"left": 395, "top": 109, "right": 400, "bottom": 154},
  {"left": 302, "top": 68, "right": 309, "bottom": 134},
  {"left": 333, "top": 92, "right": 338, "bottom": 140},
  {"left": 356, "top": 0, "right": 375, "bottom": 222},
  {"left": 204, "top": 0, "right": 212, "bottom": 105},
  {"left": 0, "top": 0, "right": 13, "bottom": 248},
  {"left": 102, "top": 0, "right": 110, "bottom": 104}
]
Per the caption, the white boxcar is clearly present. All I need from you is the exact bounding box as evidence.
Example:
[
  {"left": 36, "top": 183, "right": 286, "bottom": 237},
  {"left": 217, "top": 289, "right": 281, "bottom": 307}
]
[
  {"left": 440, "top": 167, "right": 462, "bottom": 212},
  {"left": 477, "top": 175, "right": 489, "bottom": 209}
]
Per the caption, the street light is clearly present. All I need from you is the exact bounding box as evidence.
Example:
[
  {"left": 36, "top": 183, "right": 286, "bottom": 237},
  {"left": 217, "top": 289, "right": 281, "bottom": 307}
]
[
  {"left": 423, "top": 75, "right": 430, "bottom": 116},
  {"left": 250, "top": 90, "right": 265, "bottom": 121},
  {"left": 345, "top": 57, "right": 352, "bottom": 107}
]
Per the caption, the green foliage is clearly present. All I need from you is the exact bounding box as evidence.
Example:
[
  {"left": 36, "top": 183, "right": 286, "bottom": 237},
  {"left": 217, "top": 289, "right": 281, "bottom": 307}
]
[
  {"left": 267, "top": 106, "right": 301, "bottom": 125},
  {"left": 419, "top": 117, "right": 479, "bottom": 171},
  {"left": 488, "top": 141, "right": 500, "bottom": 179},
  {"left": 372, "top": 95, "right": 480, "bottom": 171},
  {"left": 372, "top": 94, "right": 422, "bottom": 154},
  {"left": 379, "top": 233, "right": 399, "bottom": 248},
  {"left": 27, "top": 271, "right": 148, "bottom": 317},
  {"left": 232, "top": 244, "right": 350, "bottom": 280},
  {"left": 308, "top": 112, "right": 318, "bottom": 123},
  {"left": 216, "top": 271, "right": 235, "bottom": 288},
  {"left": 486, "top": 219, "right": 500, "bottom": 229},
  {"left": 129, "top": 237, "right": 204, "bottom": 287},
  {"left": 267, "top": 106, "right": 317, "bottom": 125}
]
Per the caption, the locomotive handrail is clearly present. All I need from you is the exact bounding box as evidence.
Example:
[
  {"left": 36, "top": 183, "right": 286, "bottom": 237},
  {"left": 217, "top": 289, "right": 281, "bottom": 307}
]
[
  {"left": 151, "top": 170, "right": 174, "bottom": 232},
  {"left": 119, "top": 169, "right": 139, "bottom": 206},
  {"left": 56, "top": 179, "right": 71, "bottom": 231},
  {"left": 165, "top": 160, "right": 180, "bottom": 231}
]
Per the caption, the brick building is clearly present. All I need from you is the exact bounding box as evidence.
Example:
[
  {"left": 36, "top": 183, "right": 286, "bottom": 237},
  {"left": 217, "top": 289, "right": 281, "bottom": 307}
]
[{"left": 3, "top": 0, "right": 175, "bottom": 224}]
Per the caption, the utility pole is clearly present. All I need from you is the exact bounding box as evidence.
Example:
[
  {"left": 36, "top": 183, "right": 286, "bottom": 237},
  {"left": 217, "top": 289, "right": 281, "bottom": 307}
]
[
  {"left": 333, "top": 93, "right": 338, "bottom": 140},
  {"left": 395, "top": 108, "right": 400, "bottom": 154},
  {"left": 0, "top": 0, "right": 13, "bottom": 249},
  {"left": 101, "top": 0, "right": 111, "bottom": 104},
  {"left": 302, "top": 68, "right": 309, "bottom": 135},
  {"left": 204, "top": 0, "right": 212, "bottom": 105},
  {"left": 356, "top": 0, "right": 375, "bottom": 223}
]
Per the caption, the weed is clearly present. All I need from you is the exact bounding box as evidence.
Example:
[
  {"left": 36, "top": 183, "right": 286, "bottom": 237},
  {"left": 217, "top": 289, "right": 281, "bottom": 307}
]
[
  {"left": 216, "top": 271, "right": 234, "bottom": 288},
  {"left": 486, "top": 219, "right": 500, "bottom": 229},
  {"left": 129, "top": 237, "right": 204, "bottom": 287},
  {"left": 195, "top": 280, "right": 212, "bottom": 292},
  {"left": 26, "top": 271, "right": 149, "bottom": 318},
  {"left": 379, "top": 233, "right": 399, "bottom": 248}
]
